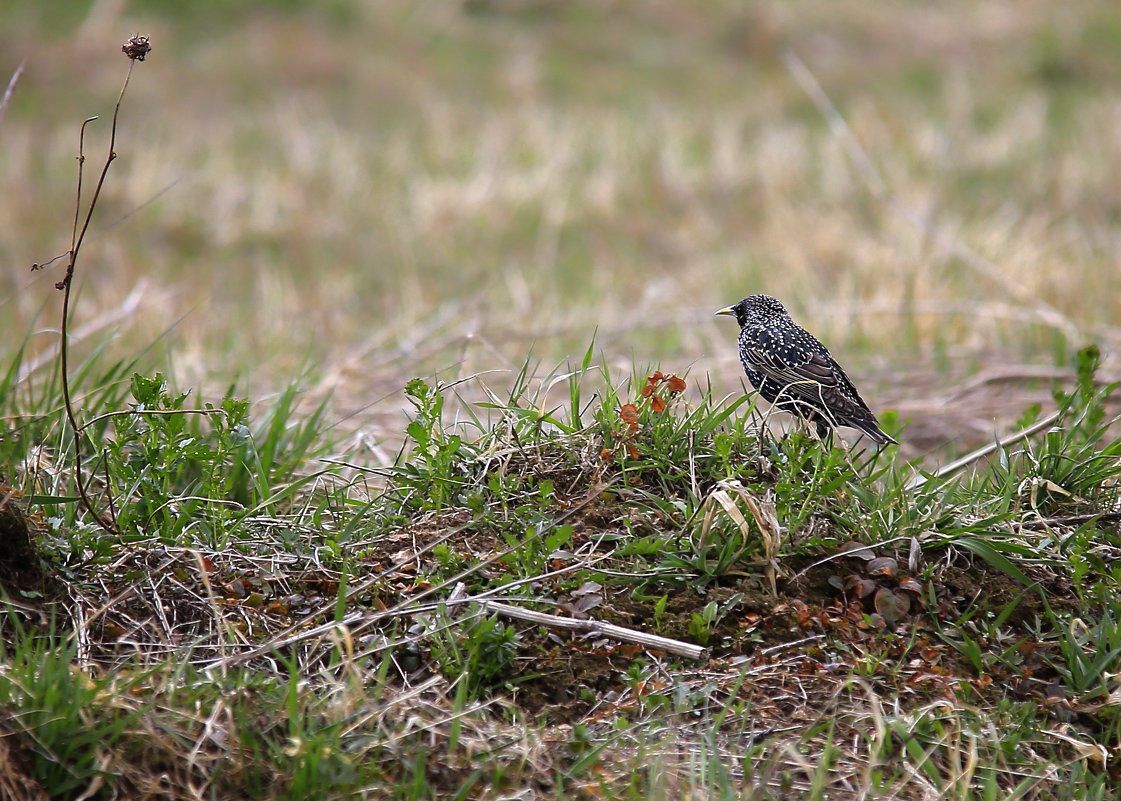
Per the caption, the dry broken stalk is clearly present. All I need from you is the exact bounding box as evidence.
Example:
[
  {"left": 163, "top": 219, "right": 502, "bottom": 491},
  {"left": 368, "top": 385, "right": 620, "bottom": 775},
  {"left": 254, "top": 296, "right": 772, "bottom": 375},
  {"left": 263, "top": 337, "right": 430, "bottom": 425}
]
[
  {"left": 485, "top": 600, "right": 708, "bottom": 660},
  {"left": 32, "top": 34, "right": 152, "bottom": 535}
]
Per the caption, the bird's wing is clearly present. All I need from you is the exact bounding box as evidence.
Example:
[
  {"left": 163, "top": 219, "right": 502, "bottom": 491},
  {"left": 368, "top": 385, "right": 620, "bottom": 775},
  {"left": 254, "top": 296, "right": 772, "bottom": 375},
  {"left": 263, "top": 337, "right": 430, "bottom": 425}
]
[{"left": 742, "top": 330, "right": 875, "bottom": 425}]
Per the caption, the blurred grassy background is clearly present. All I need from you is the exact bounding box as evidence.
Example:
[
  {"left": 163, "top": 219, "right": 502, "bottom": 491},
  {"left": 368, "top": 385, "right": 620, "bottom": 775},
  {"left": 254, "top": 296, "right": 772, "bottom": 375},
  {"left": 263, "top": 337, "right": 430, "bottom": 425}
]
[{"left": 2, "top": 0, "right": 1120, "bottom": 451}]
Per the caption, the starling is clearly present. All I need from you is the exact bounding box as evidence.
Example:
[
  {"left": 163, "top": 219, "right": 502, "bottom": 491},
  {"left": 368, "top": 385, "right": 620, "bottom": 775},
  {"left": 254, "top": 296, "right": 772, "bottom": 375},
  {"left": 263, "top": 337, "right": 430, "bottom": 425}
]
[{"left": 716, "top": 294, "right": 897, "bottom": 445}]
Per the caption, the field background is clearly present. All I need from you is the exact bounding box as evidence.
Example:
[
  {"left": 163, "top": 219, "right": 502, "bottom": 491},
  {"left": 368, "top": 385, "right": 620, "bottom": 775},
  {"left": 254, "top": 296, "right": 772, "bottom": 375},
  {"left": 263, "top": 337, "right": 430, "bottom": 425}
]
[{"left": 4, "top": 0, "right": 1120, "bottom": 459}]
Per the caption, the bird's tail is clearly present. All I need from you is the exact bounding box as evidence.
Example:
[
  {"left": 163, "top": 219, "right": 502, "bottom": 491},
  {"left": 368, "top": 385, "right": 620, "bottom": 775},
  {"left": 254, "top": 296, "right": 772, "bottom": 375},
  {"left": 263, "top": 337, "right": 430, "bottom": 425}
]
[{"left": 856, "top": 420, "right": 897, "bottom": 446}]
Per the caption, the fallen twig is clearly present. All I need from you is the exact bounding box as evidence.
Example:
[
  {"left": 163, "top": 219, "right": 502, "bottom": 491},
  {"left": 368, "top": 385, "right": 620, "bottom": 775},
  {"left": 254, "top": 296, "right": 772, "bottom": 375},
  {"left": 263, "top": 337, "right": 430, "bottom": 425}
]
[{"left": 485, "top": 600, "right": 707, "bottom": 661}]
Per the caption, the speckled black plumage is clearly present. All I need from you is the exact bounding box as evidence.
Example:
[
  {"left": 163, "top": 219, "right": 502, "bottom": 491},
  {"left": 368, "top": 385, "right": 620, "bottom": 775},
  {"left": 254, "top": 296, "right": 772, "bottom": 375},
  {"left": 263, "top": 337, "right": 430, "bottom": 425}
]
[{"left": 716, "top": 294, "right": 897, "bottom": 445}]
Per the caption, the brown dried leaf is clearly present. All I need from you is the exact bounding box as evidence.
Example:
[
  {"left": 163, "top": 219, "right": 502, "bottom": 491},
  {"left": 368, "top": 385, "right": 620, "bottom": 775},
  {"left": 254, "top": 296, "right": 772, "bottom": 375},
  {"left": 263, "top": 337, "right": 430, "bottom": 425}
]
[
  {"left": 874, "top": 587, "right": 910, "bottom": 625},
  {"left": 625, "top": 442, "right": 641, "bottom": 460},
  {"left": 651, "top": 394, "right": 666, "bottom": 413},
  {"left": 641, "top": 384, "right": 654, "bottom": 398},
  {"left": 1044, "top": 683, "right": 1068, "bottom": 705},
  {"left": 620, "top": 404, "right": 639, "bottom": 424},
  {"left": 867, "top": 556, "right": 898, "bottom": 577},
  {"left": 223, "top": 579, "right": 247, "bottom": 598},
  {"left": 573, "top": 594, "right": 603, "bottom": 614},
  {"left": 666, "top": 375, "right": 687, "bottom": 393},
  {"left": 844, "top": 574, "right": 876, "bottom": 599},
  {"left": 918, "top": 647, "right": 942, "bottom": 663},
  {"left": 899, "top": 577, "right": 923, "bottom": 594}
]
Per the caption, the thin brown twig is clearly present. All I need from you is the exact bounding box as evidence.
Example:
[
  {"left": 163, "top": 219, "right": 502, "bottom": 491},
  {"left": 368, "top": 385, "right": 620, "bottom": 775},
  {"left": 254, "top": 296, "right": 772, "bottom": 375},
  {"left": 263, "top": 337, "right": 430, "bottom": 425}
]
[
  {"left": 72, "top": 59, "right": 137, "bottom": 268},
  {"left": 44, "top": 42, "right": 148, "bottom": 535},
  {"left": 57, "top": 115, "right": 117, "bottom": 533},
  {"left": 101, "top": 452, "right": 118, "bottom": 527}
]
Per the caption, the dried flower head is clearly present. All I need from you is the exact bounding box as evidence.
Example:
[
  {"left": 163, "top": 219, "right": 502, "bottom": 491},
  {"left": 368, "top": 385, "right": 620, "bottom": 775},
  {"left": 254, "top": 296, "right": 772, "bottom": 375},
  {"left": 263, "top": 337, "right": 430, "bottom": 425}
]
[{"left": 122, "top": 33, "right": 152, "bottom": 62}]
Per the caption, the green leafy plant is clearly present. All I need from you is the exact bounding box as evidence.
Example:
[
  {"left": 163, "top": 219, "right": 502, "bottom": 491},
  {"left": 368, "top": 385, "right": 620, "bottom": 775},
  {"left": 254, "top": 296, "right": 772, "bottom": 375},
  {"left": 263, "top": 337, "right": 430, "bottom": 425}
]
[
  {"left": 392, "top": 378, "right": 475, "bottom": 512},
  {"left": 104, "top": 372, "right": 250, "bottom": 541},
  {"left": 426, "top": 608, "right": 519, "bottom": 700}
]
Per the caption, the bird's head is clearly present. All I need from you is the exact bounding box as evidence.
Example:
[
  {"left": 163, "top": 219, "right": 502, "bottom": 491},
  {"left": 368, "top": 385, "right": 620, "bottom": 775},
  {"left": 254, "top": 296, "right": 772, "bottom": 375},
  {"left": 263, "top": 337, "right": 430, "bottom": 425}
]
[{"left": 714, "top": 294, "right": 788, "bottom": 327}]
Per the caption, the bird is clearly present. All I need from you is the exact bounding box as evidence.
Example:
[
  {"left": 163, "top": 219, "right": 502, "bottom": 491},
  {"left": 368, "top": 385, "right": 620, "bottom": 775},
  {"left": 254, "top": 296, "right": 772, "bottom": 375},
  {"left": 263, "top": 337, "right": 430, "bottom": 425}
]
[{"left": 715, "top": 294, "right": 897, "bottom": 445}]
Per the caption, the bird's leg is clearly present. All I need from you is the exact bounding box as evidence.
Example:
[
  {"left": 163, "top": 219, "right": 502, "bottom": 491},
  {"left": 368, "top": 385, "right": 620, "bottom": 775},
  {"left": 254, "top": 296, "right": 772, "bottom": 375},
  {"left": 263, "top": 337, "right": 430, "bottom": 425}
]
[{"left": 804, "top": 412, "right": 833, "bottom": 447}]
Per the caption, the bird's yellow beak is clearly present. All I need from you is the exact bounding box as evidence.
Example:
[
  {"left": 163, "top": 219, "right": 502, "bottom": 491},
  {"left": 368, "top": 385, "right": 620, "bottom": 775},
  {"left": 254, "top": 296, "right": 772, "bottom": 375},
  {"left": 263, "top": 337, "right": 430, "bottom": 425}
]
[{"left": 714, "top": 306, "right": 736, "bottom": 317}]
